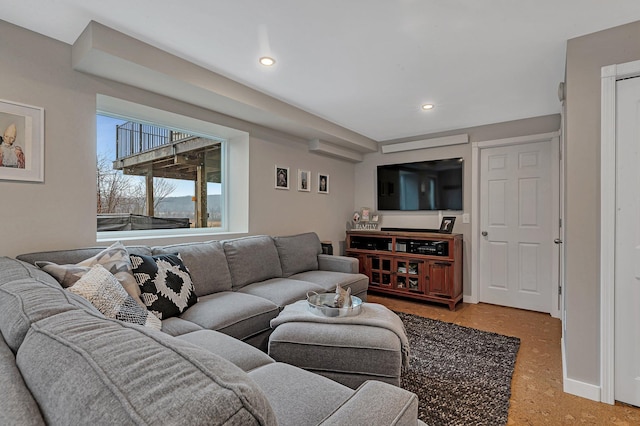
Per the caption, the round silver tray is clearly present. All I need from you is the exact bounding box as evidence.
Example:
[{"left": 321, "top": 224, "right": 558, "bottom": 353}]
[{"left": 306, "top": 291, "right": 363, "bottom": 317}]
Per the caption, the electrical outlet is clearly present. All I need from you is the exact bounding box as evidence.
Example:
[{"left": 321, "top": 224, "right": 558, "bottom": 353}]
[{"left": 462, "top": 213, "right": 470, "bottom": 223}]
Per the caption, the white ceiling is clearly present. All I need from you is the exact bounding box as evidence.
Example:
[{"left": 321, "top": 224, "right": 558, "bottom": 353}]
[{"left": 5, "top": 0, "right": 640, "bottom": 142}]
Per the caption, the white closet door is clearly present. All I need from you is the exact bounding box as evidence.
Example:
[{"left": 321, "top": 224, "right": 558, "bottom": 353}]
[{"left": 615, "top": 76, "right": 640, "bottom": 407}]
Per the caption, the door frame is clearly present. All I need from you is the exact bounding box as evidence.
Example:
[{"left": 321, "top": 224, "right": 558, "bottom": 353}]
[
  {"left": 600, "top": 59, "right": 640, "bottom": 405},
  {"left": 470, "top": 131, "right": 562, "bottom": 318}
]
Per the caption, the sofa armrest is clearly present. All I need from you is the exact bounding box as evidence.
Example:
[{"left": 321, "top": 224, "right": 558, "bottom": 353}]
[
  {"left": 318, "top": 381, "right": 419, "bottom": 426},
  {"left": 317, "top": 254, "right": 358, "bottom": 274},
  {"left": 0, "top": 333, "right": 45, "bottom": 426}
]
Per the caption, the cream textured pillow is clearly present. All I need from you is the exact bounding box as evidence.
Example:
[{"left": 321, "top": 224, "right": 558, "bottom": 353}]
[
  {"left": 36, "top": 241, "right": 145, "bottom": 309},
  {"left": 67, "top": 264, "right": 162, "bottom": 330}
]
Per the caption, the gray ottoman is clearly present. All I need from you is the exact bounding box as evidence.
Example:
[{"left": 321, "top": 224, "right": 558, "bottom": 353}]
[{"left": 268, "top": 317, "right": 404, "bottom": 389}]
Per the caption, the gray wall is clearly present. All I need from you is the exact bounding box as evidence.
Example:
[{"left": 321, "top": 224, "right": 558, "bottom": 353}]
[
  {"left": 4, "top": 11, "right": 636, "bottom": 393},
  {"left": 354, "top": 114, "right": 560, "bottom": 297},
  {"left": 564, "top": 20, "right": 640, "bottom": 386},
  {"left": 0, "top": 20, "right": 355, "bottom": 258}
]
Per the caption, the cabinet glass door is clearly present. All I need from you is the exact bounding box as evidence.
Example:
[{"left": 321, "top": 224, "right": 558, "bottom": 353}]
[
  {"left": 395, "top": 259, "right": 422, "bottom": 292},
  {"left": 370, "top": 256, "right": 393, "bottom": 287}
]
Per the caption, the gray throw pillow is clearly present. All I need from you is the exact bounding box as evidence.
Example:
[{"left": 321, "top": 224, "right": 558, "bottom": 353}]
[{"left": 36, "top": 241, "right": 145, "bottom": 309}]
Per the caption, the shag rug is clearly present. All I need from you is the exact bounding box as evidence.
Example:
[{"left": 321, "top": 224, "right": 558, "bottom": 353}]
[{"left": 397, "top": 312, "right": 520, "bottom": 426}]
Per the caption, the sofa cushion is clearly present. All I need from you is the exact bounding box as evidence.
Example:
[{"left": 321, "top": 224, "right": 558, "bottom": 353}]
[
  {"left": 17, "top": 310, "right": 277, "bottom": 426},
  {"left": 179, "top": 292, "right": 279, "bottom": 341},
  {"left": 289, "top": 271, "right": 369, "bottom": 297},
  {"left": 152, "top": 241, "right": 232, "bottom": 296},
  {"left": 161, "top": 317, "right": 203, "bottom": 337},
  {"left": 67, "top": 264, "right": 161, "bottom": 330},
  {"left": 318, "top": 381, "right": 419, "bottom": 426},
  {"left": 273, "top": 232, "right": 322, "bottom": 277},
  {"left": 237, "top": 278, "right": 325, "bottom": 309},
  {"left": 268, "top": 321, "right": 402, "bottom": 389},
  {"left": 130, "top": 253, "right": 198, "bottom": 320},
  {"left": 0, "top": 333, "right": 45, "bottom": 426},
  {"left": 177, "top": 330, "right": 275, "bottom": 373},
  {"left": 34, "top": 242, "right": 145, "bottom": 309},
  {"left": 248, "top": 362, "right": 352, "bottom": 426},
  {"left": 0, "top": 264, "right": 103, "bottom": 352},
  {"left": 223, "top": 236, "right": 283, "bottom": 290},
  {"left": 0, "top": 257, "right": 58, "bottom": 287}
]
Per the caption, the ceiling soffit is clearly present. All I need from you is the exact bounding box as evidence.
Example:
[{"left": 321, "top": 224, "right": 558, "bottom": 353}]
[{"left": 72, "top": 21, "right": 377, "bottom": 161}]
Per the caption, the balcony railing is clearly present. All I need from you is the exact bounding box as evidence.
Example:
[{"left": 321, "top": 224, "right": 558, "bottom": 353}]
[{"left": 116, "top": 121, "right": 193, "bottom": 160}]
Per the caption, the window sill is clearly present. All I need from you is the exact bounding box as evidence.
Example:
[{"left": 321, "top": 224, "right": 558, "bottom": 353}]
[{"left": 96, "top": 228, "right": 248, "bottom": 244}]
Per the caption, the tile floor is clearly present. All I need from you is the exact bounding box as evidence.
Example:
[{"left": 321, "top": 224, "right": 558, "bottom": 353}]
[{"left": 369, "top": 294, "right": 640, "bottom": 425}]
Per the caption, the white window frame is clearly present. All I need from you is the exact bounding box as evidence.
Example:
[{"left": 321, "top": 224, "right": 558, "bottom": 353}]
[{"left": 96, "top": 95, "right": 249, "bottom": 242}]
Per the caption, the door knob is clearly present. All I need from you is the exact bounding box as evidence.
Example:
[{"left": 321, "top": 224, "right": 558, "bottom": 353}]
[
  {"left": 481, "top": 231, "right": 488, "bottom": 237},
  {"left": 554, "top": 238, "right": 563, "bottom": 244}
]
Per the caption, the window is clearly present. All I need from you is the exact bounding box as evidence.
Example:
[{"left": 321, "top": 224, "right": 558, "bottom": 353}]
[
  {"left": 97, "top": 113, "right": 226, "bottom": 234},
  {"left": 96, "top": 95, "right": 249, "bottom": 241}
]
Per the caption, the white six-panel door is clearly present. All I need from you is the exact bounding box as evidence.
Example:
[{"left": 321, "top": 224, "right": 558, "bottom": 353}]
[
  {"left": 614, "top": 76, "right": 640, "bottom": 407},
  {"left": 479, "top": 141, "right": 553, "bottom": 312}
]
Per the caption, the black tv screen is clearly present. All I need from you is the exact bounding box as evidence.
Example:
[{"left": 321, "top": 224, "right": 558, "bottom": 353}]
[{"left": 377, "top": 158, "right": 463, "bottom": 211}]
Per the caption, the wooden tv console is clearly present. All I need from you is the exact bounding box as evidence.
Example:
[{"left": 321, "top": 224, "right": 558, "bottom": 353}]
[{"left": 345, "top": 230, "right": 462, "bottom": 310}]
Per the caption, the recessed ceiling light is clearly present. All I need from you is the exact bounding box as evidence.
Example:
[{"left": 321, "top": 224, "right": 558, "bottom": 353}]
[
  {"left": 421, "top": 104, "right": 434, "bottom": 110},
  {"left": 259, "top": 56, "right": 276, "bottom": 66}
]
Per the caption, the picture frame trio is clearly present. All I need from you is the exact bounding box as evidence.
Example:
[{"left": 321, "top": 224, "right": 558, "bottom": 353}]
[
  {"left": 351, "top": 207, "right": 381, "bottom": 230},
  {"left": 274, "top": 165, "right": 329, "bottom": 194}
]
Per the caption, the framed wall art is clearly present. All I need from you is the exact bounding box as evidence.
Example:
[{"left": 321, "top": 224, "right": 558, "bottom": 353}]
[
  {"left": 275, "top": 166, "right": 289, "bottom": 190},
  {"left": 0, "top": 99, "right": 44, "bottom": 182},
  {"left": 318, "top": 173, "right": 329, "bottom": 194},
  {"left": 297, "top": 169, "right": 310, "bottom": 192}
]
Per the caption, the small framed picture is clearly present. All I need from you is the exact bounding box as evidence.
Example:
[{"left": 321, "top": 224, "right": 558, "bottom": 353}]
[
  {"left": 275, "top": 166, "right": 289, "bottom": 190},
  {"left": 439, "top": 216, "right": 456, "bottom": 233},
  {"left": 318, "top": 173, "right": 329, "bottom": 194},
  {"left": 0, "top": 99, "right": 44, "bottom": 182},
  {"left": 361, "top": 207, "right": 371, "bottom": 222},
  {"left": 352, "top": 211, "right": 361, "bottom": 223},
  {"left": 370, "top": 214, "right": 380, "bottom": 223},
  {"left": 297, "top": 169, "right": 310, "bottom": 192}
]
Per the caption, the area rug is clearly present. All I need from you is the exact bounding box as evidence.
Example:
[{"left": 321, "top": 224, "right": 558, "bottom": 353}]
[{"left": 397, "top": 312, "right": 520, "bottom": 426}]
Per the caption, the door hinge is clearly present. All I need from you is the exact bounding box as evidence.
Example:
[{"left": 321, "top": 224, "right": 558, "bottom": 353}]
[
  {"left": 559, "top": 218, "right": 562, "bottom": 228},
  {"left": 558, "top": 286, "right": 562, "bottom": 296}
]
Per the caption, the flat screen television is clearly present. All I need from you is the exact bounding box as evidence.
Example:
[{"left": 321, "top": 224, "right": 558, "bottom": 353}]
[{"left": 377, "top": 158, "right": 463, "bottom": 211}]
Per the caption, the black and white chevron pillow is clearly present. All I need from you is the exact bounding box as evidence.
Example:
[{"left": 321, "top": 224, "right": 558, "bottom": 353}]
[{"left": 130, "top": 253, "right": 198, "bottom": 320}]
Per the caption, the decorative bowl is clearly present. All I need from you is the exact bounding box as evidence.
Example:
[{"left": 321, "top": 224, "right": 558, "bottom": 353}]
[{"left": 306, "top": 291, "right": 363, "bottom": 317}]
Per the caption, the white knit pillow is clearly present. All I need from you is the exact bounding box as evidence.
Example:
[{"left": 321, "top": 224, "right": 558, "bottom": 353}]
[{"left": 67, "top": 264, "right": 161, "bottom": 330}]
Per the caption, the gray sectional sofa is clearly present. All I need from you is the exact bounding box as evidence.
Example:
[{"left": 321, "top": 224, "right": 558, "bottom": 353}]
[
  {"left": 17, "top": 232, "right": 369, "bottom": 350},
  {"left": 0, "top": 232, "right": 425, "bottom": 425}
]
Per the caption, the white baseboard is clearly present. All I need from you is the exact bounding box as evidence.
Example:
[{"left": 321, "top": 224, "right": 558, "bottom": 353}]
[
  {"left": 561, "top": 337, "right": 602, "bottom": 402},
  {"left": 463, "top": 295, "right": 478, "bottom": 304}
]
